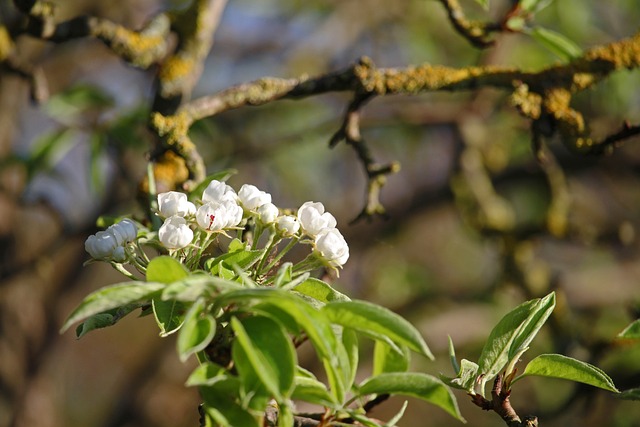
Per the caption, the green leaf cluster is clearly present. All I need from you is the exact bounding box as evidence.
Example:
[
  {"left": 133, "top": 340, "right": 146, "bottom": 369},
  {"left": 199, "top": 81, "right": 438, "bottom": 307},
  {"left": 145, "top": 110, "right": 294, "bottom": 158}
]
[
  {"left": 63, "top": 254, "right": 463, "bottom": 425},
  {"left": 442, "top": 292, "right": 619, "bottom": 398}
]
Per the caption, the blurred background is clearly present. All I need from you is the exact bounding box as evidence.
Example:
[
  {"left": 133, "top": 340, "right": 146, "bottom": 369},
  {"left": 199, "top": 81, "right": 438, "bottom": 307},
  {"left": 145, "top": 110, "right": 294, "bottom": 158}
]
[{"left": 1, "top": 0, "right": 640, "bottom": 426}]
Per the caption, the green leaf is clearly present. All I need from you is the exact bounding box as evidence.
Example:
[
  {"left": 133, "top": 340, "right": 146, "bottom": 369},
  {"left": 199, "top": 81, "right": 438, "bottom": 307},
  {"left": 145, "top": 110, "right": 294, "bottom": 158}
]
[
  {"left": 45, "top": 84, "right": 113, "bottom": 121},
  {"left": 273, "top": 262, "right": 293, "bottom": 288},
  {"left": 177, "top": 300, "right": 216, "bottom": 362},
  {"left": 619, "top": 387, "right": 640, "bottom": 401},
  {"left": 186, "top": 362, "right": 228, "bottom": 387},
  {"left": 291, "top": 376, "right": 338, "bottom": 408},
  {"left": 358, "top": 373, "right": 465, "bottom": 422},
  {"left": 386, "top": 400, "right": 409, "bottom": 427},
  {"left": 24, "top": 128, "right": 76, "bottom": 180},
  {"left": 530, "top": 27, "right": 583, "bottom": 60},
  {"left": 342, "top": 327, "right": 359, "bottom": 390},
  {"left": 152, "top": 298, "right": 189, "bottom": 337},
  {"left": 61, "top": 282, "right": 165, "bottom": 333},
  {"left": 521, "top": 0, "right": 554, "bottom": 13},
  {"left": 162, "top": 274, "right": 244, "bottom": 301},
  {"left": 88, "top": 132, "right": 105, "bottom": 194},
  {"left": 147, "top": 256, "right": 189, "bottom": 283},
  {"left": 75, "top": 304, "right": 139, "bottom": 338},
  {"left": 217, "top": 288, "right": 349, "bottom": 403},
  {"left": 440, "top": 359, "right": 480, "bottom": 393},
  {"left": 322, "top": 300, "right": 433, "bottom": 360},
  {"left": 292, "top": 277, "right": 351, "bottom": 304},
  {"left": 517, "top": 354, "right": 619, "bottom": 392},
  {"left": 477, "top": 292, "right": 555, "bottom": 393},
  {"left": 201, "top": 394, "right": 259, "bottom": 427},
  {"left": 206, "top": 249, "right": 264, "bottom": 277},
  {"left": 231, "top": 315, "right": 297, "bottom": 400},
  {"left": 617, "top": 319, "right": 640, "bottom": 339},
  {"left": 373, "top": 340, "right": 410, "bottom": 375},
  {"left": 473, "top": 0, "right": 489, "bottom": 10}
]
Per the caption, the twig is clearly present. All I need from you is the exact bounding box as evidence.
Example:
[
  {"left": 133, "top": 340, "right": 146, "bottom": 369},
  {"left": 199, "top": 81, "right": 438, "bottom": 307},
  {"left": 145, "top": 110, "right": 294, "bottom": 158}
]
[{"left": 470, "top": 374, "right": 539, "bottom": 427}]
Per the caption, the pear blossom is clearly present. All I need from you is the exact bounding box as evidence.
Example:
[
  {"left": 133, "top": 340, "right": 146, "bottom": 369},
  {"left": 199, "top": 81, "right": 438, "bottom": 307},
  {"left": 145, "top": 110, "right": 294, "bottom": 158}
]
[
  {"left": 196, "top": 200, "right": 243, "bottom": 231},
  {"left": 158, "top": 191, "right": 196, "bottom": 217},
  {"left": 111, "top": 246, "right": 127, "bottom": 263},
  {"left": 314, "top": 228, "right": 349, "bottom": 267},
  {"left": 107, "top": 219, "right": 137, "bottom": 245},
  {"left": 159, "top": 216, "right": 194, "bottom": 249},
  {"left": 85, "top": 231, "right": 120, "bottom": 260},
  {"left": 257, "top": 202, "right": 279, "bottom": 224},
  {"left": 202, "top": 180, "right": 237, "bottom": 204},
  {"left": 238, "top": 184, "right": 271, "bottom": 211},
  {"left": 276, "top": 215, "right": 300, "bottom": 236},
  {"left": 297, "top": 201, "right": 337, "bottom": 236}
]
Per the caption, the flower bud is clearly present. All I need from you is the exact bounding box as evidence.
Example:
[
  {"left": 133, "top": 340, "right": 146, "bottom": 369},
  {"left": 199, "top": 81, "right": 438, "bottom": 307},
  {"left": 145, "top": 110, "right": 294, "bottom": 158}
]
[
  {"left": 297, "top": 201, "right": 337, "bottom": 236},
  {"left": 159, "top": 216, "right": 194, "bottom": 249},
  {"left": 158, "top": 191, "right": 196, "bottom": 217},
  {"left": 85, "top": 231, "right": 119, "bottom": 260},
  {"left": 238, "top": 184, "right": 271, "bottom": 211},
  {"left": 108, "top": 219, "right": 137, "bottom": 245},
  {"left": 257, "top": 202, "right": 279, "bottom": 224},
  {"left": 203, "top": 180, "right": 237, "bottom": 204},
  {"left": 315, "top": 228, "right": 349, "bottom": 267},
  {"left": 276, "top": 215, "right": 300, "bottom": 236}
]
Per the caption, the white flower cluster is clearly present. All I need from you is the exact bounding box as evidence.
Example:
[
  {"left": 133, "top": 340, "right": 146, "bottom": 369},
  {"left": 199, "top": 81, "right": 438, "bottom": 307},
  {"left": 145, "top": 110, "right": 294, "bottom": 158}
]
[
  {"left": 84, "top": 180, "right": 350, "bottom": 270},
  {"left": 85, "top": 219, "right": 137, "bottom": 262},
  {"left": 155, "top": 181, "right": 349, "bottom": 268}
]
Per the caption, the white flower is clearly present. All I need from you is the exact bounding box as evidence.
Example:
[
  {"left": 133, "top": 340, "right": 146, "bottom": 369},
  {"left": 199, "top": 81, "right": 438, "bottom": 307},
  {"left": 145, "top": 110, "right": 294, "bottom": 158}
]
[
  {"left": 238, "top": 184, "right": 271, "bottom": 211},
  {"left": 297, "top": 201, "right": 337, "bottom": 236},
  {"left": 85, "top": 231, "right": 119, "bottom": 260},
  {"left": 159, "top": 216, "right": 194, "bottom": 249},
  {"left": 202, "top": 180, "right": 237, "bottom": 204},
  {"left": 315, "top": 228, "right": 349, "bottom": 267},
  {"left": 276, "top": 215, "right": 300, "bottom": 236},
  {"left": 158, "top": 191, "right": 196, "bottom": 217},
  {"left": 257, "top": 202, "right": 279, "bottom": 224},
  {"left": 107, "top": 219, "right": 137, "bottom": 245},
  {"left": 196, "top": 200, "right": 243, "bottom": 231},
  {"left": 111, "top": 246, "right": 127, "bottom": 263}
]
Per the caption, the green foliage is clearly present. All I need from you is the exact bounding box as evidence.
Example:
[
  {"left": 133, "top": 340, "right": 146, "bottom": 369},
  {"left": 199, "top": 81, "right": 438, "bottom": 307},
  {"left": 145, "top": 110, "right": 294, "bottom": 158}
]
[
  {"left": 357, "top": 373, "right": 465, "bottom": 422},
  {"left": 515, "top": 354, "right": 619, "bottom": 392},
  {"left": 618, "top": 319, "right": 640, "bottom": 339},
  {"left": 65, "top": 171, "right": 622, "bottom": 426},
  {"left": 442, "top": 292, "right": 619, "bottom": 401},
  {"left": 529, "top": 26, "right": 583, "bottom": 60}
]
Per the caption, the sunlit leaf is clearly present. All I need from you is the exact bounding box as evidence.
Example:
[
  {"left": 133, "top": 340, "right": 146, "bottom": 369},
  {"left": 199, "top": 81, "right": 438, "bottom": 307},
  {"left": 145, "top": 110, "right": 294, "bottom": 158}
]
[
  {"left": 516, "top": 354, "right": 619, "bottom": 392},
  {"left": 322, "top": 300, "right": 433, "bottom": 360},
  {"left": 186, "top": 361, "right": 228, "bottom": 387},
  {"left": 619, "top": 387, "right": 640, "bottom": 401},
  {"left": 177, "top": 299, "right": 216, "bottom": 362},
  {"left": 61, "top": 282, "right": 165, "bottom": 333},
  {"left": 292, "top": 277, "right": 350, "bottom": 304},
  {"left": 231, "top": 315, "right": 297, "bottom": 400},
  {"left": 152, "top": 298, "right": 189, "bottom": 336},
  {"left": 44, "top": 84, "right": 113, "bottom": 122},
  {"left": 440, "top": 358, "right": 479, "bottom": 393},
  {"left": 147, "top": 255, "right": 189, "bottom": 283},
  {"left": 75, "top": 304, "right": 139, "bottom": 338},
  {"left": 162, "top": 274, "right": 244, "bottom": 301},
  {"left": 617, "top": 319, "right": 640, "bottom": 339},
  {"left": 373, "top": 340, "right": 410, "bottom": 375},
  {"left": 358, "top": 373, "right": 465, "bottom": 422},
  {"left": 217, "top": 288, "right": 348, "bottom": 403},
  {"left": 291, "top": 376, "right": 338, "bottom": 408},
  {"left": 530, "top": 27, "right": 583, "bottom": 60},
  {"left": 477, "top": 292, "right": 555, "bottom": 393}
]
